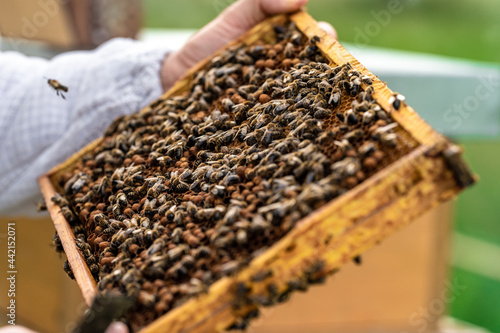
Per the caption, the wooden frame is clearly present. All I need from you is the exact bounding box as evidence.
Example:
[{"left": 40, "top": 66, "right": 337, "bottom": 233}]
[{"left": 38, "top": 11, "right": 474, "bottom": 333}]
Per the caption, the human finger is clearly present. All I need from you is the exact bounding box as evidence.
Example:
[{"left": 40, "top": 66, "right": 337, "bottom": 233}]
[
  {"left": 0, "top": 326, "right": 37, "bottom": 333},
  {"left": 104, "top": 322, "right": 129, "bottom": 333},
  {"left": 162, "top": 0, "right": 308, "bottom": 91},
  {"left": 318, "top": 21, "right": 338, "bottom": 39}
]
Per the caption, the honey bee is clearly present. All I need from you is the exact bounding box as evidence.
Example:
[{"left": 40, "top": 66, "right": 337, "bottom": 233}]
[
  {"left": 362, "top": 110, "right": 375, "bottom": 124},
  {"left": 74, "top": 190, "right": 95, "bottom": 204},
  {"left": 147, "top": 238, "right": 165, "bottom": 256},
  {"left": 380, "top": 132, "right": 399, "bottom": 148},
  {"left": 349, "top": 76, "right": 361, "bottom": 96},
  {"left": 192, "top": 246, "right": 210, "bottom": 260},
  {"left": 249, "top": 294, "right": 273, "bottom": 307},
  {"left": 372, "top": 122, "right": 398, "bottom": 141},
  {"left": 389, "top": 93, "right": 406, "bottom": 110},
  {"left": 313, "top": 107, "right": 331, "bottom": 119},
  {"left": 36, "top": 200, "right": 47, "bottom": 212},
  {"left": 112, "top": 203, "right": 123, "bottom": 219},
  {"left": 305, "top": 259, "right": 326, "bottom": 284},
  {"left": 158, "top": 156, "right": 174, "bottom": 169},
  {"left": 184, "top": 201, "right": 197, "bottom": 217},
  {"left": 46, "top": 78, "right": 68, "bottom": 99},
  {"left": 116, "top": 193, "right": 128, "bottom": 207},
  {"left": 374, "top": 106, "right": 391, "bottom": 122},
  {"left": 218, "top": 260, "right": 240, "bottom": 276},
  {"left": 102, "top": 227, "right": 116, "bottom": 235},
  {"left": 361, "top": 75, "right": 373, "bottom": 85},
  {"left": 144, "top": 230, "right": 160, "bottom": 243},
  {"left": 343, "top": 129, "right": 364, "bottom": 143},
  {"left": 125, "top": 282, "right": 141, "bottom": 298},
  {"left": 327, "top": 88, "right": 341, "bottom": 108},
  {"left": 286, "top": 278, "right": 308, "bottom": 292},
  {"left": 51, "top": 193, "right": 69, "bottom": 207},
  {"left": 52, "top": 232, "right": 64, "bottom": 253},
  {"left": 63, "top": 260, "right": 75, "bottom": 280},
  {"left": 251, "top": 269, "right": 273, "bottom": 282},
  {"left": 94, "top": 213, "right": 110, "bottom": 228},
  {"left": 168, "top": 262, "right": 189, "bottom": 281},
  {"left": 345, "top": 109, "right": 358, "bottom": 125},
  {"left": 249, "top": 214, "right": 270, "bottom": 232},
  {"left": 61, "top": 206, "right": 77, "bottom": 224},
  {"left": 358, "top": 141, "right": 376, "bottom": 157},
  {"left": 227, "top": 319, "right": 248, "bottom": 331}
]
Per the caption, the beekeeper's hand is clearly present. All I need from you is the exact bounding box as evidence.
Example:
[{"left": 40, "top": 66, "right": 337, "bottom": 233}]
[{"left": 161, "top": 0, "right": 337, "bottom": 91}]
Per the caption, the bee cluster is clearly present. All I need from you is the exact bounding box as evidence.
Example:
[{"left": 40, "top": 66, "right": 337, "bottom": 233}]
[{"left": 52, "top": 21, "right": 415, "bottom": 331}]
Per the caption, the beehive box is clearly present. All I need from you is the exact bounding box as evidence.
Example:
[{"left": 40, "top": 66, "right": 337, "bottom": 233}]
[
  {"left": 0, "top": 0, "right": 141, "bottom": 48},
  {"left": 39, "top": 10, "right": 474, "bottom": 333}
]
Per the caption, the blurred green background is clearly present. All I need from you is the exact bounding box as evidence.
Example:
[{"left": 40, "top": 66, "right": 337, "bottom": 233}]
[
  {"left": 144, "top": 0, "right": 500, "bottom": 331},
  {"left": 145, "top": 0, "right": 500, "bottom": 63}
]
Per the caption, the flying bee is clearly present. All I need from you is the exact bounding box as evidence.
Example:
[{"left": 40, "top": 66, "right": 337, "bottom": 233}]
[{"left": 45, "top": 78, "right": 68, "bottom": 99}]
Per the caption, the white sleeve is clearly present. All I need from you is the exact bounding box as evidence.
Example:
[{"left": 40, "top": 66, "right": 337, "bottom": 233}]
[{"left": 0, "top": 38, "right": 171, "bottom": 215}]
